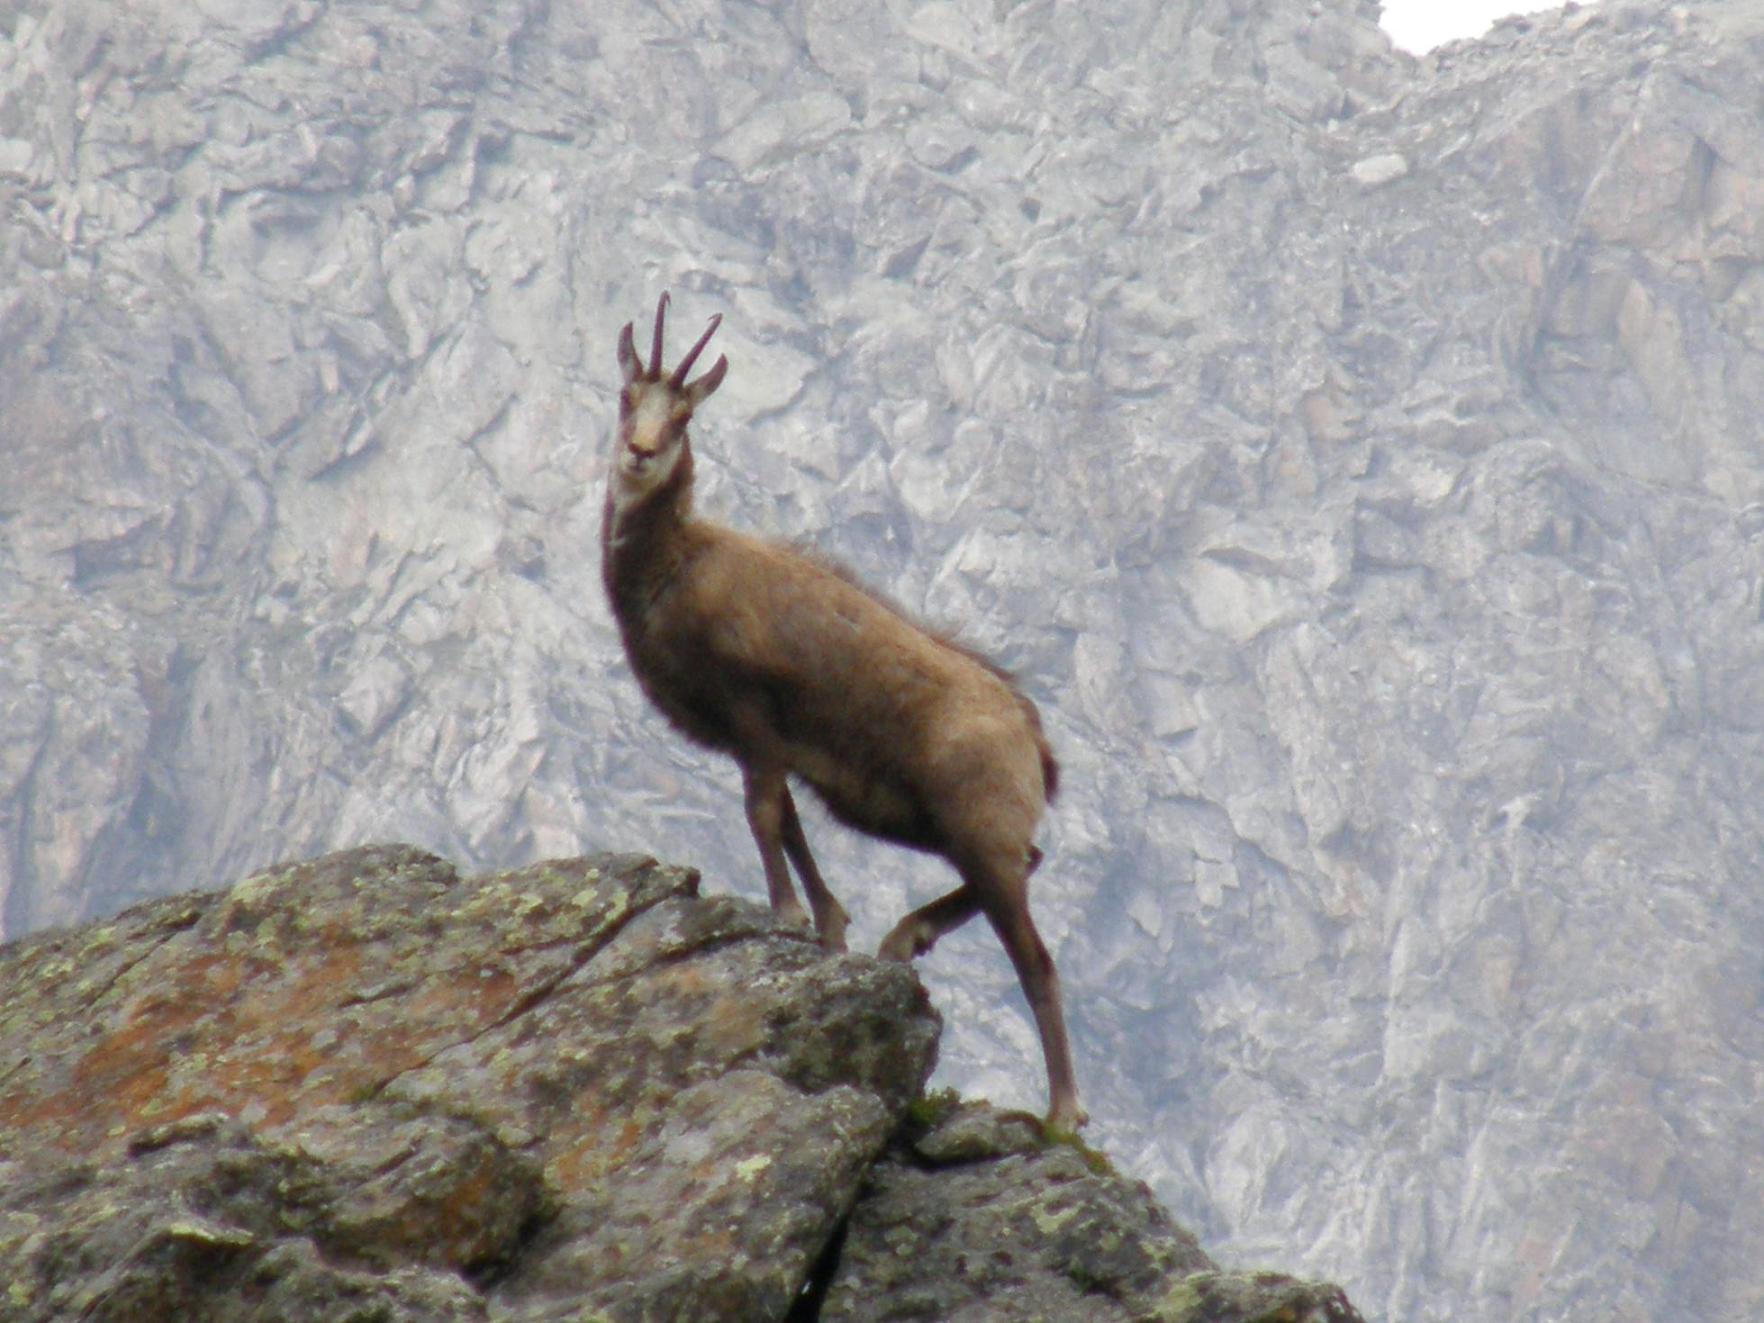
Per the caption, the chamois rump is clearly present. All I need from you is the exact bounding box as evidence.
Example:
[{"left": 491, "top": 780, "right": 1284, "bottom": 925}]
[{"left": 601, "top": 293, "right": 1083, "bottom": 1132}]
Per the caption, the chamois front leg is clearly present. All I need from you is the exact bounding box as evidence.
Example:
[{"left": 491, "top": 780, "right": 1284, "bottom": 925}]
[
  {"left": 742, "top": 765, "right": 811, "bottom": 934},
  {"left": 778, "top": 788, "right": 849, "bottom": 952}
]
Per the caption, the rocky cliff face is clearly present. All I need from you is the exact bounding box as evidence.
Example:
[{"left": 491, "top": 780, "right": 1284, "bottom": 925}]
[
  {"left": 4, "top": 0, "right": 1764, "bottom": 1319},
  {"left": 0, "top": 844, "right": 1361, "bottom": 1322}
]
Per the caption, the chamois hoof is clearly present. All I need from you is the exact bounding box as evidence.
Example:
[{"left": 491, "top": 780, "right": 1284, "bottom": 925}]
[
  {"left": 876, "top": 923, "right": 926, "bottom": 963},
  {"left": 1043, "top": 1102, "right": 1090, "bottom": 1139}
]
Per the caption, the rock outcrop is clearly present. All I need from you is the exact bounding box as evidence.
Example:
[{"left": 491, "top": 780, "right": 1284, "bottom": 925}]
[{"left": 0, "top": 845, "right": 1360, "bottom": 1322}]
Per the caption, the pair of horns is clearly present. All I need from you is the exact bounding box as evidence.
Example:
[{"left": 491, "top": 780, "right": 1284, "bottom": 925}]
[{"left": 623, "top": 292, "right": 723, "bottom": 389}]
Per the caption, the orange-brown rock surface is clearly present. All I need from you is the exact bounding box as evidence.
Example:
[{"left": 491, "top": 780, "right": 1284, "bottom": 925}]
[
  {"left": 0, "top": 845, "right": 934, "bottom": 1320},
  {"left": 0, "top": 844, "right": 1360, "bottom": 1322}
]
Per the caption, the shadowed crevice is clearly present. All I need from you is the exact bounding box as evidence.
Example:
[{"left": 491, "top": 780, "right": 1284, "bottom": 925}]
[{"left": 784, "top": 1209, "right": 850, "bottom": 1323}]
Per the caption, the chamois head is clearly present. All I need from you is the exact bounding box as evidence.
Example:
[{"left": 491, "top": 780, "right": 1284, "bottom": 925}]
[{"left": 612, "top": 292, "right": 727, "bottom": 502}]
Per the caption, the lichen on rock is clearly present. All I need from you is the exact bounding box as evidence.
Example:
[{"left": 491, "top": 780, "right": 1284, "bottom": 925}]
[{"left": 0, "top": 844, "right": 1358, "bottom": 1321}]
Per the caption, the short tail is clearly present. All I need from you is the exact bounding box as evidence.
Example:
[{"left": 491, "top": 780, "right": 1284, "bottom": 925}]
[{"left": 1038, "top": 737, "right": 1060, "bottom": 804}]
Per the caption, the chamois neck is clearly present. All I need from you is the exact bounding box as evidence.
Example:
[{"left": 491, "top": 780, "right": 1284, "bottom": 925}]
[{"left": 601, "top": 444, "right": 698, "bottom": 616}]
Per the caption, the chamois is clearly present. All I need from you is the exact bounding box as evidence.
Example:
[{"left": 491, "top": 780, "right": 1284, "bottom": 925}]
[{"left": 601, "top": 293, "right": 1083, "bottom": 1132}]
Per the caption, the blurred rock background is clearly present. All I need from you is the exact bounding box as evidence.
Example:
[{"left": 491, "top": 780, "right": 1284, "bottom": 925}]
[{"left": 2, "top": 0, "right": 1762, "bottom": 1318}]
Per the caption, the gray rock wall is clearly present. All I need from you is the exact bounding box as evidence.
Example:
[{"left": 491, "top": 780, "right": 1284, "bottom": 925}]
[{"left": 4, "top": 0, "right": 1763, "bottom": 1319}]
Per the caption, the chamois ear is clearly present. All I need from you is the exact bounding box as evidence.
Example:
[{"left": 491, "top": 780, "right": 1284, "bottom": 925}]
[
  {"left": 686, "top": 354, "right": 728, "bottom": 408},
  {"left": 617, "top": 321, "right": 640, "bottom": 384}
]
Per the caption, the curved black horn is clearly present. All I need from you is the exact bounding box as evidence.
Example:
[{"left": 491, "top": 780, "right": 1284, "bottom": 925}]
[
  {"left": 669, "top": 314, "right": 724, "bottom": 389},
  {"left": 648, "top": 292, "right": 670, "bottom": 379}
]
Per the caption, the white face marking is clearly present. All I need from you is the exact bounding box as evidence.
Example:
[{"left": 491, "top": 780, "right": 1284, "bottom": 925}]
[{"left": 610, "top": 385, "right": 688, "bottom": 514}]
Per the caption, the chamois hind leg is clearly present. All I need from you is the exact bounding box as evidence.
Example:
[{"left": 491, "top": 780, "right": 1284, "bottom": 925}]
[
  {"left": 879, "top": 833, "right": 1042, "bottom": 960},
  {"left": 778, "top": 787, "right": 849, "bottom": 953},
  {"left": 974, "top": 862, "right": 1086, "bottom": 1135},
  {"left": 877, "top": 886, "right": 980, "bottom": 962},
  {"left": 742, "top": 765, "right": 810, "bottom": 932}
]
